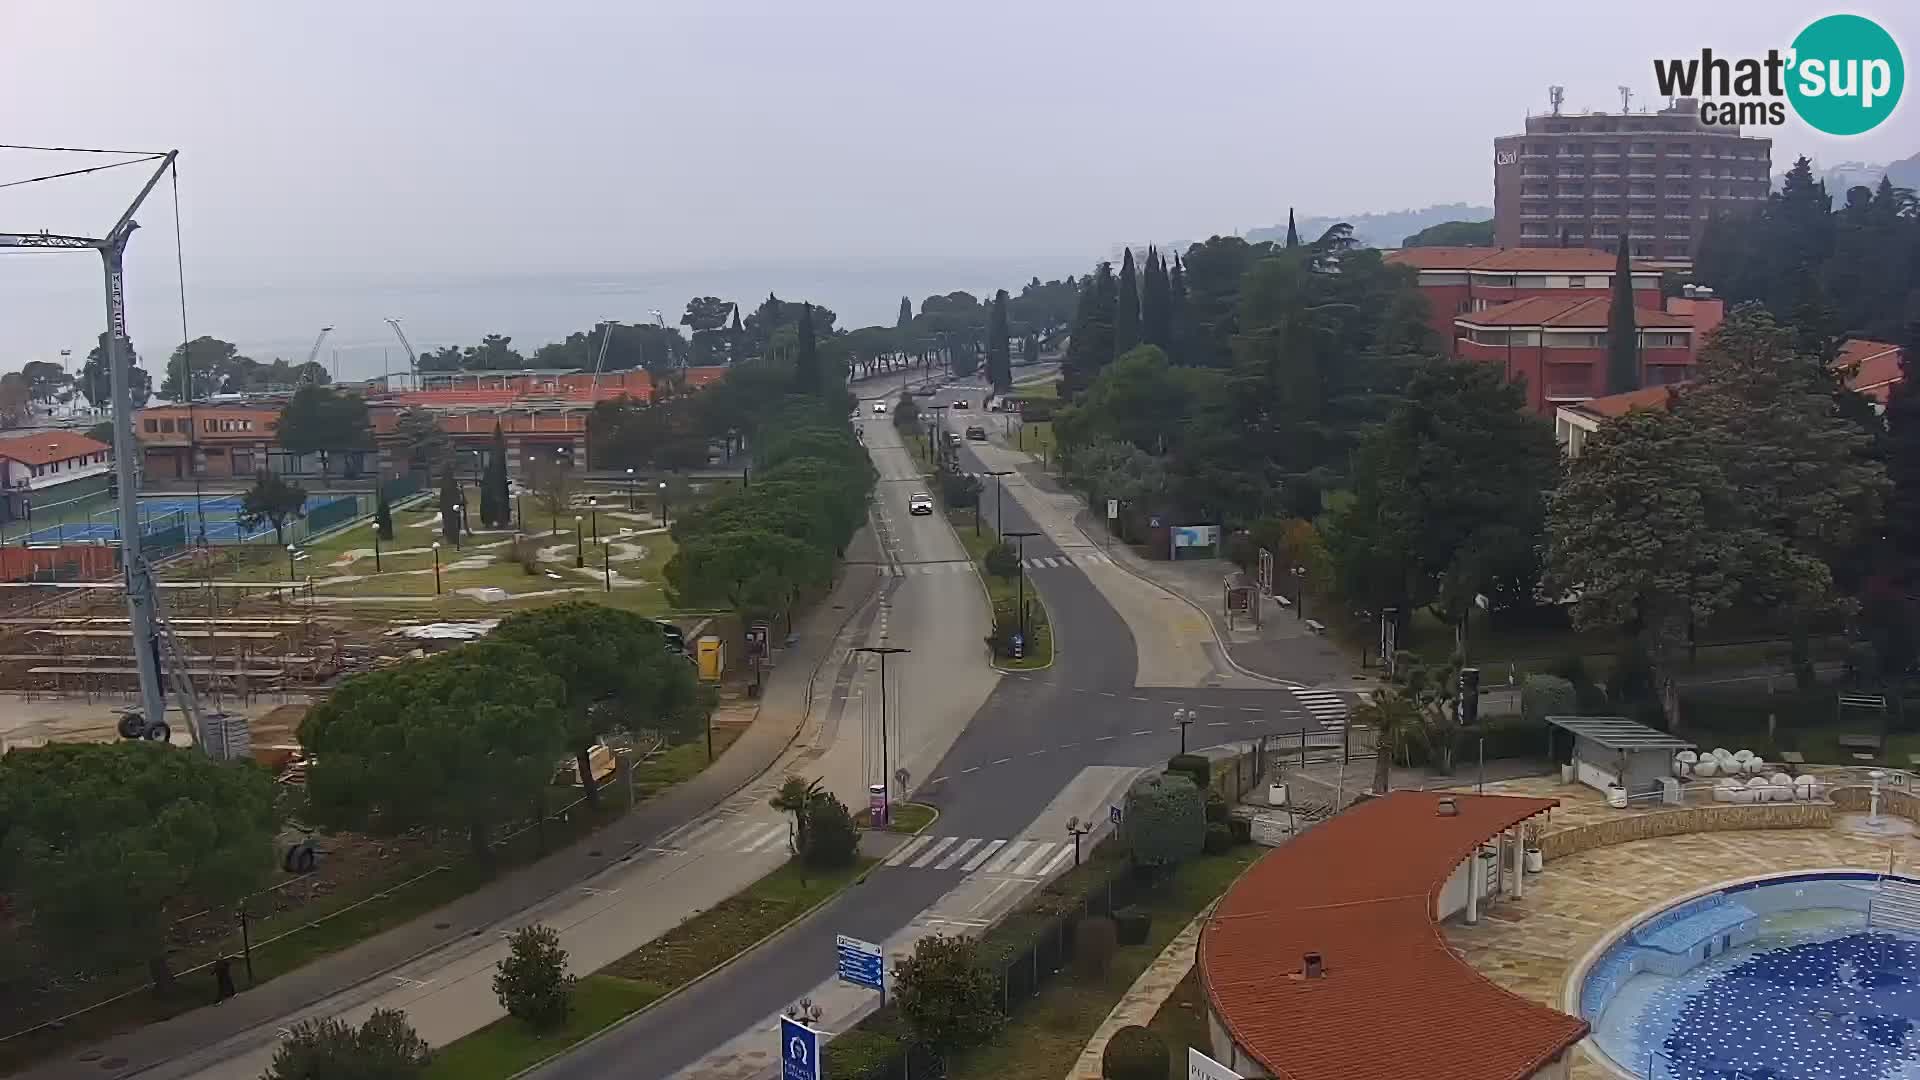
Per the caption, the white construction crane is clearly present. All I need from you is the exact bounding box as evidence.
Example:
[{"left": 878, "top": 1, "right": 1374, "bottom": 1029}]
[
  {"left": 384, "top": 317, "right": 419, "bottom": 389},
  {"left": 303, "top": 325, "right": 333, "bottom": 383}
]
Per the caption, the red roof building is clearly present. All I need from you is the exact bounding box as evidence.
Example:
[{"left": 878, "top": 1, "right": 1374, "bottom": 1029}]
[
  {"left": 0, "top": 430, "right": 115, "bottom": 526},
  {"left": 1385, "top": 247, "right": 1663, "bottom": 349},
  {"left": 1200, "top": 790, "right": 1584, "bottom": 1080},
  {"left": 1454, "top": 296, "right": 1700, "bottom": 415}
]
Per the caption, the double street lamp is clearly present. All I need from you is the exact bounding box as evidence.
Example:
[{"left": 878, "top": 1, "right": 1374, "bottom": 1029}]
[
  {"left": 1174, "top": 707, "right": 1195, "bottom": 754},
  {"left": 1003, "top": 530, "right": 1040, "bottom": 646},
  {"left": 982, "top": 469, "right": 1013, "bottom": 537},
  {"left": 852, "top": 645, "right": 910, "bottom": 824},
  {"left": 1065, "top": 815, "right": 1093, "bottom": 867}
]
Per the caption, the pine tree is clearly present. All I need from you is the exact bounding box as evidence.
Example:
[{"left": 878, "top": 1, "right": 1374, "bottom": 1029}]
[
  {"left": 1063, "top": 265, "right": 1118, "bottom": 396},
  {"left": 1115, "top": 248, "right": 1141, "bottom": 356},
  {"left": 728, "top": 306, "right": 743, "bottom": 362},
  {"left": 1168, "top": 254, "right": 1189, "bottom": 363},
  {"left": 1285, "top": 209, "right": 1300, "bottom": 249},
  {"left": 1140, "top": 246, "right": 1171, "bottom": 349},
  {"left": 374, "top": 485, "right": 394, "bottom": 541},
  {"left": 987, "top": 290, "right": 1012, "bottom": 393},
  {"left": 794, "top": 303, "right": 820, "bottom": 394},
  {"left": 897, "top": 296, "right": 913, "bottom": 330},
  {"left": 481, "top": 423, "right": 511, "bottom": 527},
  {"left": 1605, "top": 236, "right": 1640, "bottom": 394}
]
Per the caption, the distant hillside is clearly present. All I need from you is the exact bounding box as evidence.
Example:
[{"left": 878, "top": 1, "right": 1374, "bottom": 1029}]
[{"left": 1247, "top": 203, "right": 1493, "bottom": 249}]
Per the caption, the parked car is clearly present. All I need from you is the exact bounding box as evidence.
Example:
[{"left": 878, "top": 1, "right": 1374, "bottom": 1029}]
[
  {"left": 946, "top": 431, "right": 963, "bottom": 447},
  {"left": 951, "top": 399, "right": 970, "bottom": 409},
  {"left": 908, "top": 492, "right": 935, "bottom": 516},
  {"left": 965, "top": 425, "right": 986, "bottom": 441},
  {"left": 872, "top": 401, "right": 888, "bottom": 414}
]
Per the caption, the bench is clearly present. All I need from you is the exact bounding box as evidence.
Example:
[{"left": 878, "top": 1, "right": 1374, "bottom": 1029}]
[{"left": 1304, "top": 619, "right": 1325, "bottom": 634}]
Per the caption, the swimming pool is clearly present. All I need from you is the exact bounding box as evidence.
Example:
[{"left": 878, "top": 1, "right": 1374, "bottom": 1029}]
[{"left": 1577, "top": 870, "right": 1920, "bottom": 1079}]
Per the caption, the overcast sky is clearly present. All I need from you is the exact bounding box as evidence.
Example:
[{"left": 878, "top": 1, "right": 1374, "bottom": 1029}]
[{"left": 0, "top": 1, "right": 1915, "bottom": 368}]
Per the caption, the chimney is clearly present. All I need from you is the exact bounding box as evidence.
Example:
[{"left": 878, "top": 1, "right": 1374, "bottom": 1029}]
[
  {"left": 1303, "top": 952, "right": 1325, "bottom": 979},
  {"left": 1437, "top": 796, "right": 1459, "bottom": 816}
]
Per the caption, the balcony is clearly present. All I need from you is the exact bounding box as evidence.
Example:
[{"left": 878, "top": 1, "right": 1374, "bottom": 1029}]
[
  {"left": 1628, "top": 171, "right": 1655, "bottom": 180},
  {"left": 1628, "top": 191, "right": 1655, "bottom": 199},
  {"left": 1557, "top": 212, "right": 1587, "bottom": 220},
  {"left": 1556, "top": 191, "right": 1587, "bottom": 199},
  {"left": 1630, "top": 231, "right": 1656, "bottom": 240},
  {"left": 1521, "top": 151, "right": 1550, "bottom": 160},
  {"left": 1591, "top": 150, "right": 1620, "bottom": 158},
  {"left": 1665, "top": 233, "right": 1692, "bottom": 240},
  {"left": 1522, "top": 191, "right": 1550, "bottom": 199},
  {"left": 1628, "top": 149, "right": 1656, "bottom": 157},
  {"left": 1521, "top": 212, "right": 1552, "bottom": 220},
  {"left": 1590, "top": 170, "right": 1620, "bottom": 179},
  {"left": 1665, "top": 172, "right": 1692, "bottom": 179}
]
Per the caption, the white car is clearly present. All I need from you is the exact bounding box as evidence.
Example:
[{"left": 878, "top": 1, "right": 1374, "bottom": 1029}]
[
  {"left": 908, "top": 492, "right": 934, "bottom": 516},
  {"left": 872, "top": 401, "right": 888, "bottom": 414}
]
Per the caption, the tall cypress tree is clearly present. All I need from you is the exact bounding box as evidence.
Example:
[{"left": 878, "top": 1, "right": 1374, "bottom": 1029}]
[
  {"left": 1168, "top": 254, "right": 1189, "bottom": 363},
  {"left": 987, "top": 290, "right": 1012, "bottom": 393},
  {"left": 1063, "top": 265, "right": 1117, "bottom": 395},
  {"left": 897, "top": 296, "right": 912, "bottom": 330},
  {"left": 1115, "top": 248, "right": 1141, "bottom": 356},
  {"left": 728, "top": 306, "right": 743, "bottom": 362},
  {"left": 481, "top": 423, "right": 510, "bottom": 527},
  {"left": 1140, "top": 246, "right": 1171, "bottom": 349},
  {"left": 1285, "top": 209, "right": 1300, "bottom": 248},
  {"left": 794, "top": 303, "right": 820, "bottom": 394},
  {"left": 1605, "top": 237, "right": 1640, "bottom": 394}
]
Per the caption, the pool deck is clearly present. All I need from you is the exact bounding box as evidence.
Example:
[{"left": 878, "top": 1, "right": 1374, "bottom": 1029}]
[{"left": 1443, "top": 776, "right": 1920, "bottom": 1079}]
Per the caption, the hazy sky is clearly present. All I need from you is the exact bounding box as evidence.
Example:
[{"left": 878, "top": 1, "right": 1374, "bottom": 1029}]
[{"left": 1, "top": 1, "right": 1916, "bottom": 369}]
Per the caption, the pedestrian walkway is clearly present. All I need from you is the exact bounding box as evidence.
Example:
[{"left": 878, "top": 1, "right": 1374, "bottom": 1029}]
[
  {"left": 1066, "top": 906, "right": 1213, "bottom": 1080},
  {"left": 19, "top": 548, "right": 888, "bottom": 1080},
  {"left": 879, "top": 552, "right": 1114, "bottom": 575},
  {"left": 1291, "top": 687, "right": 1352, "bottom": 728},
  {"left": 879, "top": 834, "right": 1079, "bottom": 877}
]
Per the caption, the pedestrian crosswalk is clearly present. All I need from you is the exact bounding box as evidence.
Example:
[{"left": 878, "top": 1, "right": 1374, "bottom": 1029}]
[
  {"left": 1292, "top": 688, "right": 1352, "bottom": 729},
  {"left": 653, "top": 816, "right": 794, "bottom": 856},
  {"left": 880, "top": 835, "right": 1079, "bottom": 877},
  {"left": 884, "top": 553, "right": 1111, "bottom": 576}
]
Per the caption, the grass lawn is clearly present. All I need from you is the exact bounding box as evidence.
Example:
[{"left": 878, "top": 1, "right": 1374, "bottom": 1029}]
[
  {"left": 856, "top": 801, "right": 937, "bottom": 834},
  {"left": 952, "top": 510, "right": 1053, "bottom": 670},
  {"left": 601, "top": 856, "right": 875, "bottom": 993},
  {"left": 1012, "top": 420, "right": 1058, "bottom": 466},
  {"left": 941, "top": 844, "right": 1262, "bottom": 1080},
  {"left": 422, "top": 974, "right": 656, "bottom": 1079}
]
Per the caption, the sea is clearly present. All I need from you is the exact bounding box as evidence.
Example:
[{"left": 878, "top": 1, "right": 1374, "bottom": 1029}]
[{"left": 0, "top": 255, "right": 1093, "bottom": 384}]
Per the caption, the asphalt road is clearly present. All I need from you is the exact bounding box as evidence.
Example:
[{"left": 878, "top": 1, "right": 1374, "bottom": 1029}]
[{"left": 532, "top": 384, "right": 1330, "bottom": 1080}]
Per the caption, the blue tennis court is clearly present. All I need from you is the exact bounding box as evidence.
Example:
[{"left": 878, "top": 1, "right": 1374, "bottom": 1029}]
[{"left": 18, "top": 493, "right": 361, "bottom": 547}]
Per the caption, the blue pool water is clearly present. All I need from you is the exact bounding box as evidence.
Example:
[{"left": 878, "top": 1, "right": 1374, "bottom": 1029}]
[{"left": 1583, "top": 873, "right": 1920, "bottom": 1080}]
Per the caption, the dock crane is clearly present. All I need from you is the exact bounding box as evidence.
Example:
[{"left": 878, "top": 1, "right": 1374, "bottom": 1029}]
[
  {"left": 384, "top": 317, "right": 419, "bottom": 390},
  {"left": 302, "top": 325, "right": 333, "bottom": 383}
]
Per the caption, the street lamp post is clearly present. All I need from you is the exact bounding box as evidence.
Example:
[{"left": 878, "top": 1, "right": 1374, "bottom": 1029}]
[
  {"left": 625, "top": 467, "right": 635, "bottom": 511},
  {"left": 1292, "top": 566, "right": 1307, "bottom": 621},
  {"left": 574, "top": 515, "right": 584, "bottom": 568},
  {"left": 1065, "top": 815, "right": 1093, "bottom": 867},
  {"left": 285, "top": 544, "right": 296, "bottom": 581},
  {"left": 1175, "top": 707, "right": 1195, "bottom": 753},
  {"left": 431, "top": 541, "right": 441, "bottom": 594},
  {"left": 370, "top": 519, "right": 382, "bottom": 573},
  {"left": 984, "top": 469, "right": 1012, "bottom": 534},
  {"left": 657, "top": 481, "right": 670, "bottom": 527},
  {"left": 452, "top": 502, "right": 464, "bottom": 550},
  {"left": 1004, "top": 530, "right": 1039, "bottom": 645},
  {"left": 602, "top": 539, "right": 612, "bottom": 592},
  {"left": 588, "top": 496, "right": 598, "bottom": 542},
  {"left": 852, "top": 646, "right": 909, "bottom": 823}
]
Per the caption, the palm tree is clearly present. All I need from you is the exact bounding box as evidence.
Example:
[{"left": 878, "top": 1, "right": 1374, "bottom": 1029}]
[{"left": 1353, "top": 687, "right": 1421, "bottom": 796}]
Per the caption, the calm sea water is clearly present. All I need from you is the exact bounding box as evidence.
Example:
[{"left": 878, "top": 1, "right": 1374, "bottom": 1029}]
[{"left": 0, "top": 256, "right": 1090, "bottom": 383}]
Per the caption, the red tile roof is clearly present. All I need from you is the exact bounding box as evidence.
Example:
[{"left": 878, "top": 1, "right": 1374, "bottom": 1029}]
[
  {"left": 1460, "top": 295, "right": 1693, "bottom": 329},
  {"left": 1386, "top": 246, "right": 1657, "bottom": 274},
  {"left": 1200, "top": 790, "right": 1584, "bottom": 1080},
  {"left": 1835, "top": 338, "right": 1904, "bottom": 403},
  {"left": 0, "top": 430, "right": 110, "bottom": 467},
  {"left": 1563, "top": 384, "right": 1681, "bottom": 420}
]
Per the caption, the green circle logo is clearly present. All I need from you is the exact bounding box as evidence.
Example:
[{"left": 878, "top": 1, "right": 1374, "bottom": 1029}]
[{"left": 1788, "top": 14, "right": 1904, "bottom": 135}]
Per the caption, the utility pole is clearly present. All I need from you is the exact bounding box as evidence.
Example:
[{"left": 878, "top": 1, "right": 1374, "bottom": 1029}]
[
  {"left": 1004, "top": 530, "right": 1039, "bottom": 646},
  {"left": 984, "top": 469, "right": 1012, "bottom": 535},
  {"left": 853, "top": 646, "right": 909, "bottom": 820}
]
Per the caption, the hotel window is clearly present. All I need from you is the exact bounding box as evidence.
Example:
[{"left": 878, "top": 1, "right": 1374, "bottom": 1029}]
[
  {"left": 143, "top": 419, "right": 158, "bottom": 433},
  {"left": 1567, "top": 276, "right": 1587, "bottom": 288},
  {"left": 1642, "top": 332, "right": 1691, "bottom": 348},
  {"left": 159, "top": 418, "right": 175, "bottom": 434}
]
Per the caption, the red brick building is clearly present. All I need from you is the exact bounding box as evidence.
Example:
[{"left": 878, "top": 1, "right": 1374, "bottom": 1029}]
[
  {"left": 1385, "top": 247, "right": 1663, "bottom": 351},
  {"left": 1454, "top": 295, "right": 1703, "bottom": 414}
]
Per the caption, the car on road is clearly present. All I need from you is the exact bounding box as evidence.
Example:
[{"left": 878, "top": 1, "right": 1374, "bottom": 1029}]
[
  {"left": 872, "top": 401, "right": 887, "bottom": 414},
  {"left": 965, "top": 425, "right": 986, "bottom": 441},
  {"left": 908, "top": 492, "right": 934, "bottom": 515},
  {"left": 945, "top": 431, "right": 963, "bottom": 447},
  {"left": 951, "top": 399, "right": 969, "bottom": 409}
]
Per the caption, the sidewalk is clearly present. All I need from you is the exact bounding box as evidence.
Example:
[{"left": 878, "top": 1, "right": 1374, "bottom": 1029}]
[{"left": 20, "top": 549, "right": 886, "bottom": 1080}]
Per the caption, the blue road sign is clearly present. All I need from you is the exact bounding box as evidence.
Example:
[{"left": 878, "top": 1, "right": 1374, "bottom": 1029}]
[
  {"left": 1110, "top": 804, "right": 1123, "bottom": 825},
  {"left": 781, "top": 1016, "right": 821, "bottom": 1080},
  {"left": 835, "top": 934, "right": 885, "bottom": 992}
]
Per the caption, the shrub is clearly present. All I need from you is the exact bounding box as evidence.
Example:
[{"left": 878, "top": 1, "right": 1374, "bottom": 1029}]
[
  {"left": 1101, "top": 1025, "right": 1168, "bottom": 1080},
  {"left": 1073, "top": 915, "right": 1118, "bottom": 978},
  {"left": 938, "top": 467, "right": 980, "bottom": 509},
  {"left": 1113, "top": 906, "right": 1152, "bottom": 946},
  {"left": 1165, "top": 753, "right": 1211, "bottom": 795},
  {"left": 1521, "top": 674, "right": 1578, "bottom": 726},
  {"left": 894, "top": 933, "right": 1002, "bottom": 1054},
  {"left": 262, "top": 1008, "right": 430, "bottom": 1080},
  {"left": 493, "top": 925, "right": 575, "bottom": 1033},
  {"left": 1203, "top": 822, "right": 1233, "bottom": 854},
  {"left": 802, "top": 791, "right": 858, "bottom": 869},
  {"left": 1204, "top": 793, "right": 1229, "bottom": 824},
  {"left": 983, "top": 541, "right": 1021, "bottom": 579},
  {"left": 1125, "top": 772, "right": 1205, "bottom": 870},
  {"left": 1227, "top": 816, "right": 1252, "bottom": 844}
]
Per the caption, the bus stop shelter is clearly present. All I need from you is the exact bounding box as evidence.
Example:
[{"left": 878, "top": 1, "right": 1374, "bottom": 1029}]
[{"left": 1547, "top": 715, "right": 1694, "bottom": 798}]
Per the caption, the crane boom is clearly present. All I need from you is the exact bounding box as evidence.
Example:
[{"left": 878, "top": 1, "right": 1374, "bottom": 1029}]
[
  {"left": 303, "top": 326, "right": 333, "bottom": 382},
  {"left": 384, "top": 317, "right": 419, "bottom": 388}
]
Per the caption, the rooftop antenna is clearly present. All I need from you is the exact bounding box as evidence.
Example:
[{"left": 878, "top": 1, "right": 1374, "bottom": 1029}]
[
  {"left": 1549, "top": 85, "right": 1566, "bottom": 116},
  {"left": 1618, "top": 85, "right": 1633, "bottom": 113}
]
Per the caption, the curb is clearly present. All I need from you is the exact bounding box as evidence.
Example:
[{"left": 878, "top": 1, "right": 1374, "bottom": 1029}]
[{"left": 505, "top": 853, "right": 884, "bottom": 1080}]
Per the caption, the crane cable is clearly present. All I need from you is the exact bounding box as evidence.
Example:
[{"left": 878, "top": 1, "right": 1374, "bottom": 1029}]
[{"left": 169, "top": 160, "right": 207, "bottom": 543}]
